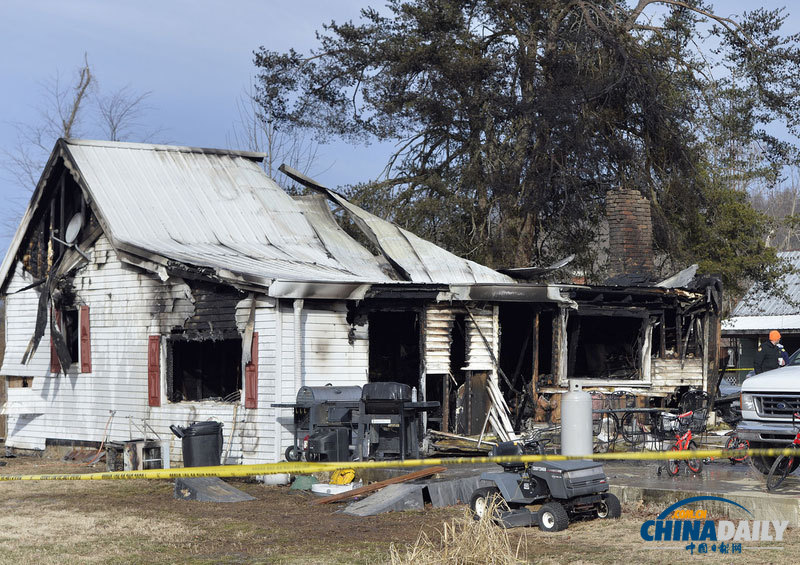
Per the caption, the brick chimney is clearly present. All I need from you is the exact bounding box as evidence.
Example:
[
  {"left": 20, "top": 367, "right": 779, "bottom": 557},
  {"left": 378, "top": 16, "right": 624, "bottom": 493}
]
[{"left": 606, "top": 187, "right": 654, "bottom": 278}]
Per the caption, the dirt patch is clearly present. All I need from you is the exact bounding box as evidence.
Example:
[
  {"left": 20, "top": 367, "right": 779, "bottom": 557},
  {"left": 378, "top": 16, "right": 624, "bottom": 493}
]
[{"left": 0, "top": 456, "right": 798, "bottom": 564}]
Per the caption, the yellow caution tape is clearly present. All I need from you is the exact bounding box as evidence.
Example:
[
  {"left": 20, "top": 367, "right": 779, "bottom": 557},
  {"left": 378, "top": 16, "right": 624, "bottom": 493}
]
[{"left": 0, "top": 447, "right": 798, "bottom": 481}]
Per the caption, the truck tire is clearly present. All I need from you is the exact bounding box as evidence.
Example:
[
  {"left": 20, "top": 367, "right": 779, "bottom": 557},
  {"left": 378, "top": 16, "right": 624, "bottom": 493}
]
[
  {"left": 469, "top": 487, "right": 505, "bottom": 522},
  {"left": 596, "top": 493, "right": 622, "bottom": 519},
  {"left": 747, "top": 440, "right": 800, "bottom": 475},
  {"left": 749, "top": 442, "right": 776, "bottom": 475},
  {"left": 538, "top": 501, "right": 569, "bottom": 532}
]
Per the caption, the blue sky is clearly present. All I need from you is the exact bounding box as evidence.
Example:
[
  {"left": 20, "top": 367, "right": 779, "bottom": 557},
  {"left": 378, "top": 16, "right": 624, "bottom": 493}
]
[{"left": 0, "top": 1, "right": 796, "bottom": 260}]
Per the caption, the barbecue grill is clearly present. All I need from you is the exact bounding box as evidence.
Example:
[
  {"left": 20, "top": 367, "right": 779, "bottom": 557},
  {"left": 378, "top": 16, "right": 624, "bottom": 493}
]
[
  {"left": 356, "top": 382, "right": 439, "bottom": 461},
  {"left": 273, "top": 382, "right": 439, "bottom": 462},
  {"left": 272, "top": 385, "right": 361, "bottom": 462}
]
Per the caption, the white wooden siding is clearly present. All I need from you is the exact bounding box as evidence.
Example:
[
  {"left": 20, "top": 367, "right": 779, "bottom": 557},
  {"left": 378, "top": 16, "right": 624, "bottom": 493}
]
[
  {"left": 274, "top": 301, "right": 368, "bottom": 457},
  {"left": 652, "top": 358, "right": 704, "bottom": 388},
  {"left": 424, "top": 304, "right": 455, "bottom": 374},
  {"left": 0, "top": 237, "right": 290, "bottom": 463},
  {"left": 1, "top": 263, "right": 52, "bottom": 380},
  {"left": 464, "top": 305, "right": 499, "bottom": 372}
]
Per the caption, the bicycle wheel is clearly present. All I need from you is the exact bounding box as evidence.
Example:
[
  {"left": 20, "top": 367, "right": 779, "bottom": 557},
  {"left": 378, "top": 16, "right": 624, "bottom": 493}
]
[
  {"left": 725, "top": 435, "right": 749, "bottom": 464},
  {"left": 621, "top": 411, "right": 646, "bottom": 446},
  {"left": 687, "top": 440, "right": 703, "bottom": 474},
  {"left": 766, "top": 451, "right": 797, "bottom": 491},
  {"left": 666, "top": 445, "right": 680, "bottom": 476}
]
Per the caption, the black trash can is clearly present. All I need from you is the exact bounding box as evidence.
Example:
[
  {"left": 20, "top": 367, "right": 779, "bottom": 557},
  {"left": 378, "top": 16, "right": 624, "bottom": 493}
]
[{"left": 170, "top": 421, "right": 223, "bottom": 467}]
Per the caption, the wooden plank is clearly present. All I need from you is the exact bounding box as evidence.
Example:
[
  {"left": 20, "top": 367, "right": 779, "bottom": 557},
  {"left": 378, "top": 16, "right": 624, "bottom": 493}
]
[
  {"left": 313, "top": 465, "right": 447, "bottom": 505},
  {"left": 531, "top": 311, "right": 539, "bottom": 406}
]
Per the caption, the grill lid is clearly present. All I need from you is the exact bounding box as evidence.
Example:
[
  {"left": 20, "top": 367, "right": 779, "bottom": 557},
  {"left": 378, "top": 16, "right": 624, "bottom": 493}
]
[
  {"left": 296, "top": 385, "right": 362, "bottom": 405},
  {"left": 362, "top": 382, "right": 412, "bottom": 402}
]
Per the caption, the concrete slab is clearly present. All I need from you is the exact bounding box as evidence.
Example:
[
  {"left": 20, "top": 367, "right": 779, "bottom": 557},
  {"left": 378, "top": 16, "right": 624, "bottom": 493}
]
[
  {"left": 174, "top": 477, "right": 256, "bottom": 503},
  {"left": 605, "top": 459, "right": 800, "bottom": 524},
  {"left": 343, "top": 483, "right": 425, "bottom": 516}
]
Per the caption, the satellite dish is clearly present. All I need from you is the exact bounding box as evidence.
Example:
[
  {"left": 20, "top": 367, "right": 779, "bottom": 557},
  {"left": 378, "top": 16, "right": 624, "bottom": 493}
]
[{"left": 64, "top": 212, "right": 83, "bottom": 244}]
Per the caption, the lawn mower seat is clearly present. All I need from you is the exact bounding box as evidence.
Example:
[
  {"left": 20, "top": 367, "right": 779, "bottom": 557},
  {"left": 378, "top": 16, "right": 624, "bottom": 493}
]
[{"left": 491, "top": 441, "right": 526, "bottom": 471}]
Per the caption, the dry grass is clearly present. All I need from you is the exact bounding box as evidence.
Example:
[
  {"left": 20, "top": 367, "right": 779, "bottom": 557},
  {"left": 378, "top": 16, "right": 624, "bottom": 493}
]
[
  {"left": 2, "top": 457, "right": 800, "bottom": 564},
  {"left": 389, "top": 506, "right": 526, "bottom": 565}
]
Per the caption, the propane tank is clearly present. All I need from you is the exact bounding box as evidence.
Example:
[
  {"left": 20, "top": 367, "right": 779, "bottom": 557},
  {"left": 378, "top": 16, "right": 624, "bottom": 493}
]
[{"left": 560, "top": 381, "right": 593, "bottom": 456}]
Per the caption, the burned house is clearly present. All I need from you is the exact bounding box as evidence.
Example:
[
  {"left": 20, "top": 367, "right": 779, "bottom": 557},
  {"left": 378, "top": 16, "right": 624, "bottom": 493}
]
[
  {"left": 492, "top": 188, "right": 722, "bottom": 425},
  {"left": 0, "top": 141, "right": 721, "bottom": 462},
  {"left": 0, "top": 139, "right": 564, "bottom": 461}
]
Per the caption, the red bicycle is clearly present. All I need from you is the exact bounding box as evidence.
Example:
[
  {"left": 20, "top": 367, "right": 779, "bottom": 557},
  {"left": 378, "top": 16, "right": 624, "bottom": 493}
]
[
  {"left": 724, "top": 431, "right": 749, "bottom": 464},
  {"left": 659, "top": 411, "right": 703, "bottom": 476}
]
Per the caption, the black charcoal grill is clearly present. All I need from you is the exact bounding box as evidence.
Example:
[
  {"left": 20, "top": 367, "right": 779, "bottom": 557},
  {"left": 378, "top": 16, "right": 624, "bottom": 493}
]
[
  {"left": 272, "top": 385, "right": 361, "bottom": 462},
  {"left": 356, "top": 382, "right": 439, "bottom": 461}
]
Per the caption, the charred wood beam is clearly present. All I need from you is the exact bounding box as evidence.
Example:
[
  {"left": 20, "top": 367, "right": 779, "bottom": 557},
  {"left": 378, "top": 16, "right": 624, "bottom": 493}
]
[
  {"left": 572, "top": 306, "right": 648, "bottom": 318},
  {"left": 531, "top": 311, "right": 539, "bottom": 401},
  {"left": 567, "top": 317, "right": 581, "bottom": 379},
  {"left": 50, "top": 307, "right": 72, "bottom": 374},
  {"left": 442, "top": 373, "right": 450, "bottom": 432},
  {"left": 58, "top": 171, "right": 66, "bottom": 260},
  {"left": 552, "top": 309, "right": 564, "bottom": 383}
]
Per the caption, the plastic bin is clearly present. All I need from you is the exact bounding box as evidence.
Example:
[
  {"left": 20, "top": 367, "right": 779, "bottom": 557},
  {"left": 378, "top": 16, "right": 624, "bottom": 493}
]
[{"left": 170, "top": 421, "right": 223, "bottom": 467}]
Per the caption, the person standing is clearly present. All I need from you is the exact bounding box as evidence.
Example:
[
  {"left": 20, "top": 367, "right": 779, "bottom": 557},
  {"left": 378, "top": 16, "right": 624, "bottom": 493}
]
[{"left": 754, "top": 330, "right": 783, "bottom": 374}]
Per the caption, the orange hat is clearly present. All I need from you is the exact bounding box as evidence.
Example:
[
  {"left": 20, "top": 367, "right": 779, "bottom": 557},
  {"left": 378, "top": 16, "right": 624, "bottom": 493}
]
[{"left": 770, "top": 330, "right": 781, "bottom": 341}]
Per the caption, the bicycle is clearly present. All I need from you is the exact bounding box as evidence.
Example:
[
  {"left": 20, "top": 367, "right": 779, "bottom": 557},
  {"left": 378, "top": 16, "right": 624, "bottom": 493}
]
[
  {"left": 657, "top": 411, "right": 703, "bottom": 476},
  {"left": 766, "top": 412, "right": 800, "bottom": 491},
  {"left": 620, "top": 410, "right": 651, "bottom": 448},
  {"left": 590, "top": 392, "right": 618, "bottom": 453},
  {"left": 724, "top": 431, "right": 749, "bottom": 465}
]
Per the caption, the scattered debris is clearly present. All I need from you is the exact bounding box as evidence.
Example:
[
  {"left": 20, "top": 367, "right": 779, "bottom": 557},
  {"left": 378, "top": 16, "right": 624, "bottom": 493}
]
[{"left": 314, "top": 466, "right": 447, "bottom": 505}]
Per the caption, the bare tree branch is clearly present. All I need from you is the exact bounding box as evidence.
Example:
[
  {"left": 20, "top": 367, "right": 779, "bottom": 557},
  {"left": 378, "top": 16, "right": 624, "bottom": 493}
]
[
  {"left": 227, "top": 85, "right": 323, "bottom": 182},
  {"left": 625, "top": 0, "right": 760, "bottom": 48},
  {"left": 95, "top": 85, "right": 155, "bottom": 141}
]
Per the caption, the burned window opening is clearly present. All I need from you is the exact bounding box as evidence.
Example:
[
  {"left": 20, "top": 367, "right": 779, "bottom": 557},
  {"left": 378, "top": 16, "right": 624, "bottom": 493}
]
[
  {"left": 568, "top": 314, "right": 643, "bottom": 379},
  {"left": 368, "top": 311, "right": 421, "bottom": 389},
  {"left": 499, "top": 305, "right": 535, "bottom": 396},
  {"left": 166, "top": 338, "right": 242, "bottom": 402},
  {"left": 537, "top": 311, "right": 554, "bottom": 378},
  {"left": 441, "top": 313, "right": 467, "bottom": 432},
  {"left": 62, "top": 309, "right": 79, "bottom": 364}
]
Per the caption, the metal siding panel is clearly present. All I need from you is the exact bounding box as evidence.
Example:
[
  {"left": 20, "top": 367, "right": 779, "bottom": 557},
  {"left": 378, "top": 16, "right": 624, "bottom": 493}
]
[
  {"left": 325, "top": 190, "right": 514, "bottom": 284},
  {"left": 732, "top": 251, "right": 800, "bottom": 317},
  {"left": 293, "top": 196, "right": 392, "bottom": 282},
  {"left": 66, "top": 141, "right": 384, "bottom": 284}
]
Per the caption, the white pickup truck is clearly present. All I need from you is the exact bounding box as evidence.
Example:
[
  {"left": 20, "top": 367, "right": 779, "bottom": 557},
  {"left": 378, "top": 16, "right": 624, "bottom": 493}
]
[{"left": 738, "top": 363, "right": 800, "bottom": 474}]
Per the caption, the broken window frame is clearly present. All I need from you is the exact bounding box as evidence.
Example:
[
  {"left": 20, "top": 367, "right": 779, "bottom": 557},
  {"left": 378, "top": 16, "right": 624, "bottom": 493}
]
[
  {"left": 562, "top": 307, "right": 653, "bottom": 385},
  {"left": 165, "top": 335, "right": 243, "bottom": 403},
  {"left": 50, "top": 306, "right": 81, "bottom": 374}
]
